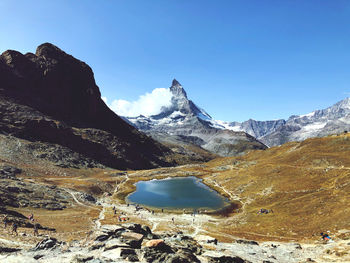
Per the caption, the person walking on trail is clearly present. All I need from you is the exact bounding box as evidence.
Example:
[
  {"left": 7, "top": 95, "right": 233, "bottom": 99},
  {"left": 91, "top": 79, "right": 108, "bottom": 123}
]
[
  {"left": 3, "top": 215, "right": 8, "bottom": 229},
  {"left": 28, "top": 213, "right": 34, "bottom": 221},
  {"left": 33, "top": 221, "right": 39, "bottom": 236},
  {"left": 11, "top": 222, "right": 18, "bottom": 236},
  {"left": 172, "top": 217, "right": 174, "bottom": 224}
]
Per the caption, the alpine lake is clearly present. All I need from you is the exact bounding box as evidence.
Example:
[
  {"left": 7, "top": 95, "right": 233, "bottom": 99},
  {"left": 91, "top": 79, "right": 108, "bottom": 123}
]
[{"left": 126, "top": 176, "right": 231, "bottom": 212}]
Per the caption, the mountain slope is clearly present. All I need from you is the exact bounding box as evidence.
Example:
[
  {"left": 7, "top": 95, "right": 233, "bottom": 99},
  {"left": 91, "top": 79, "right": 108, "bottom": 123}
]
[
  {"left": 0, "top": 43, "right": 176, "bottom": 170},
  {"left": 127, "top": 79, "right": 267, "bottom": 156}
]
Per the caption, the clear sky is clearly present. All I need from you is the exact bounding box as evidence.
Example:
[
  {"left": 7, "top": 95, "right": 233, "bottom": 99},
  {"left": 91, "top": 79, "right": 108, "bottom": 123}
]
[{"left": 1, "top": 0, "right": 349, "bottom": 121}]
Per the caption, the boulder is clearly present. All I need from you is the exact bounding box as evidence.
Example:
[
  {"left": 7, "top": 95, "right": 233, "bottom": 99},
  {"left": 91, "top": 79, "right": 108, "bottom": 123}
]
[
  {"left": 95, "top": 234, "right": 110, "bottom": 242},
  {"left": 101, "top": 247, "right": 138, "bottom": 262},
  {"left": 0, "top": 246, "right": 21, "bottom": 253},
  {"left": 194, "top": 235, "right": 218, "bottom": 245},
  {"left": 145, "top": 239, "right": 165, "bottom": 248},
  {"left": 142, "top": 247, "right": 199, "bottom": 263},
  {"left": 121, "top": 232, "right": 144, "bottom": 241},
  {"left": 121, "top": 231, "right": 144, "bottom": 249},
  {"left": 100, "top": 224, "right": 124, "bottom": 235},
  {"left": 33, "top": 237, "right": 59, "bottom": 250},
  {"left": 104, "top": 238, "right": 130, "bottom": 251},
  {"left": 88, "top": 241, "right": 105, "bottom": 251}
]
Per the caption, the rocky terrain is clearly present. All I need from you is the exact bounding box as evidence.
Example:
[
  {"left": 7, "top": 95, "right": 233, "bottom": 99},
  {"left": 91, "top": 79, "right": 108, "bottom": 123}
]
[
  {"left": 126, "top": 80, "right": 267, "bottom": 157},
  {"left": 1, "top": 221, "right": 340, "bottom": 263},
  {"left": 0, "top": 43, "right": 195, "bottom": 170}
]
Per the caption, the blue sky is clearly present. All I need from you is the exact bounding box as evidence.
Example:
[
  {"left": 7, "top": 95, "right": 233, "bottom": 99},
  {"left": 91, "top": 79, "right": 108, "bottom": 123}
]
[{"left": 1, "top": 0, "right": 349, "bottom": 121}]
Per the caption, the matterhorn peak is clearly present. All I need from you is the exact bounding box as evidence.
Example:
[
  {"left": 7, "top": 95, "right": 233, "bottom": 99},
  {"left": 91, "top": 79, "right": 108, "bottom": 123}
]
[
  {"left": 170, "top": 78, "right": 187, "bottom": 98},
  {"left": 172, "top": 78, "right": 181, "bottom": 86}
]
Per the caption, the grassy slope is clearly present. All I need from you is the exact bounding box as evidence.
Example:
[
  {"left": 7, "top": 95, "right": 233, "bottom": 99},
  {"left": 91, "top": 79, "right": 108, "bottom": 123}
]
[
  {"left": 1, "top": 133, "right": 349, "bottom": 245},
  {"left": 197, "top": 132, "right": 350, "bottom": 241}
]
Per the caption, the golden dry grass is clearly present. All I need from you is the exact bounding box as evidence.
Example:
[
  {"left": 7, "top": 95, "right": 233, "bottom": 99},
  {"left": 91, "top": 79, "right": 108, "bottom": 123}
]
[
  {"left": 193, "top": 133, "right": 350, "bottom": 241},
  {"left": 4, "top": 133, "right": 349, "bottom": 244}
]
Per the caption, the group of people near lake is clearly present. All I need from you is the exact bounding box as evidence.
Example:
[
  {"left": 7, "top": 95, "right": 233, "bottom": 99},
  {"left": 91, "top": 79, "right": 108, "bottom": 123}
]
[
  {"left": 2, "top": 213, "right": 40, "bottom": 237},
  {"left": 113, "top": 206, "right": 130, "bottom": 222},
  {"left": 257, "top": 208, "right": 273, "bottom": 214},
  {"left": 112, "top": 203, "right": 201, "bottom": 226}
]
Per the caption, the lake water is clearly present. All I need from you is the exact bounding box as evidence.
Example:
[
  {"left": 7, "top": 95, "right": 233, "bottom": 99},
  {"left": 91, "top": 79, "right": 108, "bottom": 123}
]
[{"left": 127, "top": 176, "right": 230, "bottom": 210}]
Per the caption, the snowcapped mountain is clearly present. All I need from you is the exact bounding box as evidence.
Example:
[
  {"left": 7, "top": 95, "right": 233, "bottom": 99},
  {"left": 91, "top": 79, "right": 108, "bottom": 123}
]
[
  {"left": 259, "top": 97, "right": 350, "bottom": 146},
  {"left": 213, "top": 97, "right": 350, "bottom": 146},
  {"left": 125, "top": 79, "right": 350, "bottom": 151},
  {"left": 126, "top": 79, "right": 267, "bottom": 156}
]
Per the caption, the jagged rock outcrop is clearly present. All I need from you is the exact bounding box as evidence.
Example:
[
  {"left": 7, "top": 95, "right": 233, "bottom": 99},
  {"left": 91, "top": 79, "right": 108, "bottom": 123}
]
[
  {"left": 126, "top": 79, "right": 267, "bottom": 156},
  {"left": 0, "top": 43, "right": 175, "bottom": 170}
]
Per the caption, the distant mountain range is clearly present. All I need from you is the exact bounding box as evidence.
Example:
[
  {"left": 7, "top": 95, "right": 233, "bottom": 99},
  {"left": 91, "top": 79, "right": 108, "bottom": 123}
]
[
  {"left": 125, "top": 80, "right": 350, "bottom": 151},
  {"left": 211, "top": 97, "right": 350, "bottom": 146}
]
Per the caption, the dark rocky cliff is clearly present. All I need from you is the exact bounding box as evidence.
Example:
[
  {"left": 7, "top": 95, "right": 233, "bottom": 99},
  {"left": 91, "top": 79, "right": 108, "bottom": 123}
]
[{"left": 0, "top": 43, "right": 174, "bottom": 170}]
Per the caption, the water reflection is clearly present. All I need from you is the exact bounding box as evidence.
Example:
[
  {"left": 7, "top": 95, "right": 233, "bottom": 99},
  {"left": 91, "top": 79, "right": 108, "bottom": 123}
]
[{"left": 127, "top": 176, "right": 229, "bottom": 210}]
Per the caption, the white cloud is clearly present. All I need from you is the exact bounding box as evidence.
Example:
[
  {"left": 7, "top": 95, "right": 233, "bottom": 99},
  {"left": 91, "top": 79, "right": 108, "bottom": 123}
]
[
  {"left": 101, "top": 96, "right": 108, "bottom": 104},
  {"left": 108, "top": 88, "right": 173, "bottom": 117}
]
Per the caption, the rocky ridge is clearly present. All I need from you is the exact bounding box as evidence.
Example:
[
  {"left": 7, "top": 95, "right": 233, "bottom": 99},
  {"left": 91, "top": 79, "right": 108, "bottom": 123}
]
[{"left": 0, "top": 43, "right": 179, "bottom": 170}]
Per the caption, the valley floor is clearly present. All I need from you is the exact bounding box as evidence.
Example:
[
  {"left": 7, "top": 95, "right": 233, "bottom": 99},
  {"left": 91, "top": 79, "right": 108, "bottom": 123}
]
[
  {"left": 1, "top": 133, "right": 350, "bottom": 262},
  {"left": 1, "top": 166, "right": 350, "bottom": 262}
]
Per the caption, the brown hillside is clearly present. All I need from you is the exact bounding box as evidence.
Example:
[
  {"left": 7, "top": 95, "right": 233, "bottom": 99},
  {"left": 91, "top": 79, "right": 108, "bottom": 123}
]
[{"left": 198, "top": 132, "right": 350, "bottom": 241}]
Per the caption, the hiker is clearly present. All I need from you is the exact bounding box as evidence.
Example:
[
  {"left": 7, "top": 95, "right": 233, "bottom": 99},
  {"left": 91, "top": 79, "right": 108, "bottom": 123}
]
[
  {"left": 321, "top": 232, "right": 332, "bottom": 242},
  {"left": 258, "top": 208, "right": 271, "bottom": 214},
  {"left": 11, "top": 222, "right": 18, "bottom": 236},
  {"left": 3, "top": 215, "right": 8, "bottom": 228},
  {"left": 28, "top": 213, "right": 34, "bottom": 221},
  {"left": 33, "top": 221, "right": 39, "bottom": 236},
  {"left": 172, "top": 217, "right": 174, "bottom": 223}
]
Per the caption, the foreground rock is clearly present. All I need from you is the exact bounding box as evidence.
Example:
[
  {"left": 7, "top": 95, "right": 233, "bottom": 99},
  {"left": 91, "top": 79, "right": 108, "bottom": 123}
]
[{"left": 0, "top": 223, "right": 337, "bottom": 263}]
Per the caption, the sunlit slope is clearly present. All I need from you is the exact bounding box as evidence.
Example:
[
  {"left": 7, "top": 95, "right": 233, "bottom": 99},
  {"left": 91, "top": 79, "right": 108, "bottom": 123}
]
[{"left": 203, "top": 132, "right": 350, "bottom": 240}]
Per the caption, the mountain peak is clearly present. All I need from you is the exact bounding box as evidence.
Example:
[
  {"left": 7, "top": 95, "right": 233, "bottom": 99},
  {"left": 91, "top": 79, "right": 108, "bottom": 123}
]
[
  {"left": 35, "top": 42, "right": 67, "bottom": 59},
  {"left": 170, "top": 79, "right": 187, "bottom": 98},
  {"left": 172, "top": 78, "right": 181, "bottom": 86}
]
